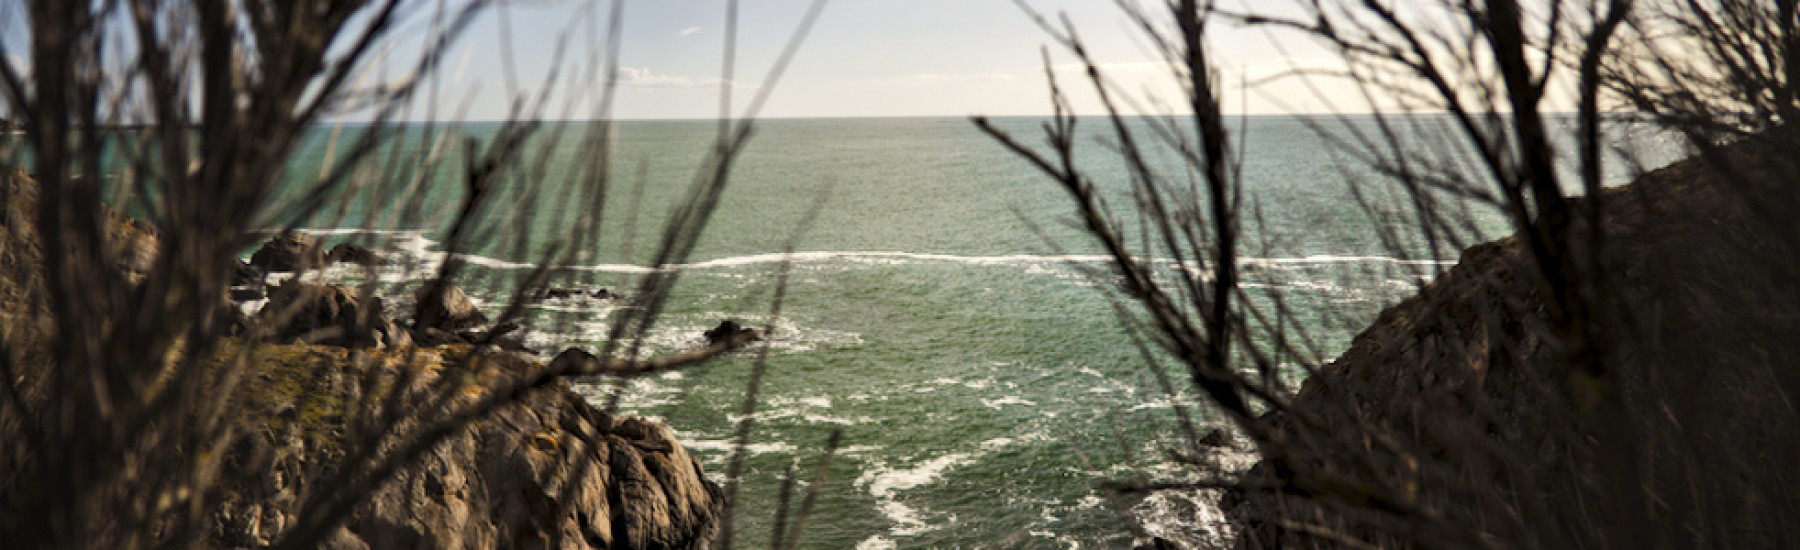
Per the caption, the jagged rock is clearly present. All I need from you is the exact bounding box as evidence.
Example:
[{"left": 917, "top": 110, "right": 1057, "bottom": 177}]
[
  {"left": 702, "top": 320, "right": 762, "bottom": 347},
  {"left": 458, "top": 321, "right": 533, "bottom": 354},
  {"left": 548, "top": 347, "right": 602, "bottom": 375},
  {"left": 230, "top": 259, "right": 263, "bottom": 287},
  {"left": 228, "top": 285, "right": 266, "bottom": 302},
  {"left": 250, "top": 231, "right": 327, "bottom": 273},
  {"left": 411, "top": 327, "right": 468, "bottom": 348},
  {"left": 327, "top": 243, "right": 382, "bottom": 266},
  {"left": 535, "top": 287, "right": 587, "bottom": 300},
  {"left": 413, "top": 283, "right": 489, "bottom": 332},
  {"left": 213, "top": 350, "right": 723, "bottom": 549},
  {"left": 532, "top": 286, "right": 623, "bottom": 301},
  {"left": 0, "top": 167, "right": 43, "bottom": 315},
  {"left": 1196, "top": 429, "right": 1232, "bottom": 449},
  {"left": 108, "top": 214, "right": 159, "bottom": 276},
  {"left": 258, "top": 280, "right": 389, "bottom": 348},
  {"left": 379, "top": 319, "right": 413, "bottom": 349},
  {"left": 1226, "top": 129, "right": 1800, "bottom": 547}
]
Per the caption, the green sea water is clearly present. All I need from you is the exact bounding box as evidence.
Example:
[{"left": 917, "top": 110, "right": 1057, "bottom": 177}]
[{"left": 20, "top": 115, "right": 1680, "bottom": 548}]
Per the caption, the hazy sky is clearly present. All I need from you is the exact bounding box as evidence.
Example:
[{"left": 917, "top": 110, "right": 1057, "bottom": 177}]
[{"left": 421, "top": 0, "right": 1350, "bottom": 120}]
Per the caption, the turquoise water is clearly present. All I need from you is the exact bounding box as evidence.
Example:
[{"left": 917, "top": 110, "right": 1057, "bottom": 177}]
[
  {"left": 290, "top": 116, "right": 1682, "bottom": 548},
  {"left": 11, "top": 116, "right": 1682, "bottom": 547}
]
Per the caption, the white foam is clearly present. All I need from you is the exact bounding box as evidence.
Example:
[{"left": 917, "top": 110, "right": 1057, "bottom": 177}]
[
  {"left": 679, "top": 439, "right": 797, "bottom": 456},
  {"left": 856, "top": 452, "right": 980, "bottom": 537},
  {"left": 855, "top": 536, "right": 897, "bottom": 550},
  {"left": 859, "top": 453, "right": 975, "bottom": 498},
  {"left": 981, "top": 396, "right": 1037, "bottom": 410},
  {"left": 270, "top": 230, "right": 1453, "bottom": 275}
]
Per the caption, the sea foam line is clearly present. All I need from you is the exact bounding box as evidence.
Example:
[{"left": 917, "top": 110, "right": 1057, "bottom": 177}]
[{"left": 269, "top": 229, "right": 1454, "bottom": 273}]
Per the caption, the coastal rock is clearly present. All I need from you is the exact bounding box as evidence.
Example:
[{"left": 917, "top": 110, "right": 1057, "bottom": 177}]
[
  {"left": 411, "top": 327, "right": 469, "bottom": 347},
  {"left": 108, "top": 214, "right": 160, "bottom": 277},
  {"left": 533, "top": 286, "right": 623, "bottom": 301},
  {"left": 212, "top": 347, "right": 723, "bottom": 549},
  {"left": 702, "top": 320, "right": 761, "bottom": 347},
  {"left": 1225, "top": 129, "right": 1800, "bottom": 547},
  {"left": 0, "top": 166, "right": 44, "bottom": 314},
  {"left": 251, "top": 231, "right": 327, "bottom": 273},
  {"left": 327, "top": 243, "right": 383, "bottom": 266},
  {"left": 258, "top": 280, "right": 391, "bottom": 348},
  {"left": 230, "top": 259, "right": 263, "bottom": 287},
  {"left": 535, "top": 287, "right": 587, "bottom": 300},
  {"left": 459, "top": 321, "right": 534, "bottom": 354},
  {"left": 413, "top": 283, "right": 489, "bottom": 332}
]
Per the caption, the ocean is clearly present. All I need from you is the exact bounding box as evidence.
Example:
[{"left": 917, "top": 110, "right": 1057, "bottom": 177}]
[{"left": 44, "top": 115, "right": 1685, "bottom": 548}]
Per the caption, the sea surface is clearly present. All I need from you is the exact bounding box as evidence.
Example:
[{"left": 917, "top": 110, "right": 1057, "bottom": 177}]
[{"left": 15, "top": 115, "right": 1685, "bottom": 548}]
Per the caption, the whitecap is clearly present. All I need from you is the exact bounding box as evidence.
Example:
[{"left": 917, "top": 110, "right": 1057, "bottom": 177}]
[
  {"left": 981, "top": 396, "right": 1037, "bottom": 410},
  {"left": 678, "top": 439, "right": 797, "bottom": 456}
]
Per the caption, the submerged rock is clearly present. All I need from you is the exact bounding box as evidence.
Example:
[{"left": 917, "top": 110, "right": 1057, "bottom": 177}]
[
  {"left": 702, "top": 320, "right": 762, "bottom": 347},
  {"left": 532, "top": 286, "right": 624, "bottom": 301}
]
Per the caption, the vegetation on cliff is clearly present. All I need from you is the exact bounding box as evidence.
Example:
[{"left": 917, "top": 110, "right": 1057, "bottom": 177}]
[
  {"left": 0, "top": 1, "right": 827, "bottom": 548},
  {"left": 986, "top": 0, "right": 1800, "bottom": 547}
]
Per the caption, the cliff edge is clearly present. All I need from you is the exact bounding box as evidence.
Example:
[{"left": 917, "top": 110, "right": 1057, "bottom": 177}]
[
  {"left": 0, "top": 166, "right": 722, "bottom": 549},
  {"left": 1227, "top": 128, "right": 1800, "bottom": 548}
]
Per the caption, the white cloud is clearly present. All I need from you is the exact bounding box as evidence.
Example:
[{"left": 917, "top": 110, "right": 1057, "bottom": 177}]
[
  {"left": 678, "top": 26, "right": 702, "bottom": 37},
  {"left": 617, "top": 66, "right": 746, "bottom": 89},
  {"left": 902, "top": 72, "right": 1016, "bottom": 83}
]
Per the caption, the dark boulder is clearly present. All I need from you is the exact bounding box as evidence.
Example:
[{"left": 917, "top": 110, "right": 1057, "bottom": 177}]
[
  {"left": 532, "top": 286, "right": 622, "bottom": 301},
  {"left": 534, "top": 287, "right": 587, "bottom": 300},
  {"left": 258, "top": 280, "right": 392, "bottom": 348},
  {"left": 411, "top": 326, "right": 468, "bottom": 347},
  {"left": 702, "top": 320, "right": 762, "bottom": 347},
  {"left": 327, "top": 242, "right": 383, "bottom": 266},
  {"left": 227, "top": 285, "right": 266, "bottom": 302},
  {"left": 459, "top": 322, "right": 534, "bottom": 354},
  {"left": 412, "top": 283, "right": 489, "bottom": 332},
  {"left": 250, "top": 231, "right": 326, "bottom": 273},
  {"left": 229, "top": 259, "right": 263, "bottom": 287}
]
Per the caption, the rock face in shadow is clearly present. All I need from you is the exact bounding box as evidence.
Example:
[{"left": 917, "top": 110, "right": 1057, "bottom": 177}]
[
  {"left": 251, "top": 231, "right": 327, "bottom": 273},
  {"left": 210, "top": 347, "right": 723, "bottom": 549},
  {"left": 1226, "top": 130, "right": 1800, "bottom": 547},
  {"left": 414, "top": 283, "right": 491, "bottom": 332},
  {"left": 0, "top": 168, "right": 722, "bottom": 549},
  {"left": 327, "top": 243, "right": 383, "bottom": 266},
  {"left": 258, "top": 280, "right": 403, "bottom": 348}
]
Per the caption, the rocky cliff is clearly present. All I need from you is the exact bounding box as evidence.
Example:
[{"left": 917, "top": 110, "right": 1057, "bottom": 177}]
[
  {"left": 1226, "top": 129, "right": 1800, "bottom": 547},
  {"left": 210, "top": 344, "right": 722, "bottom": 549},
  {"left": 0, "top": 167, "right": 723, "bottom": 549}
]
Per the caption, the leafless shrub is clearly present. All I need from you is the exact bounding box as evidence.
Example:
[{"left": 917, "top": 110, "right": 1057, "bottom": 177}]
[
  {"left": 987, "top": 0, "right": 1800, "bottom": 547},
  {"left": 0, "top": 0, "right": 833, "bottom": 547}
]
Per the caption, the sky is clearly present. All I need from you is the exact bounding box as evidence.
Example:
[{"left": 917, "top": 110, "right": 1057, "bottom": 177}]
[{"left": 408, "top": 0, "right": 1354, "bottom": 121}]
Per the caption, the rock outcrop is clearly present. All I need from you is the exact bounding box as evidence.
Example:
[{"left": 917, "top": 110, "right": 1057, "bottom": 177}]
[
  {"left": 258, "top": 280, "right": 405, "bottom": 349},
  {"left": 0, "top": 168, "right": 723, "bottom": 549},
  {"left": 1226, "top": 129, "right": 1800, "bottom": 547},
  {"left": 327, "top": 242, "right": 383, "bottom": 266},
  {"left": 702, "top": 320, "right": 761, "bottom": 347},
  {"left": 251, "top": 231, "right": 328, "bottom": 273},
  {"left": 414, "top": 283, "right": 491, "bottom": 332},
  {"left": 211, "top": 346, "right": 722, "bottom": 549}
]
